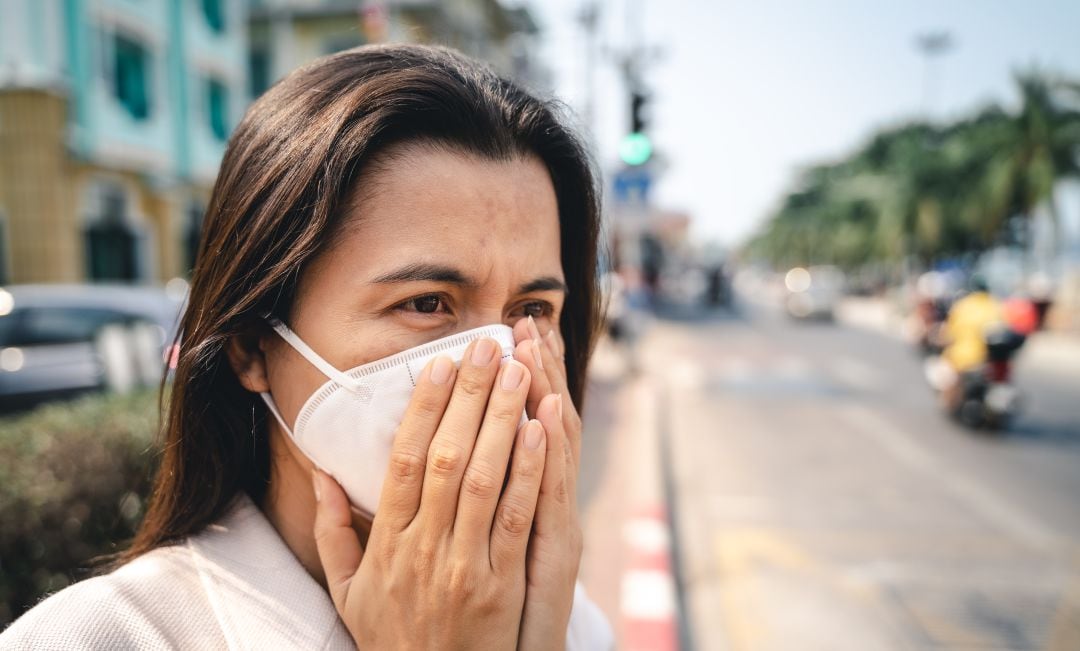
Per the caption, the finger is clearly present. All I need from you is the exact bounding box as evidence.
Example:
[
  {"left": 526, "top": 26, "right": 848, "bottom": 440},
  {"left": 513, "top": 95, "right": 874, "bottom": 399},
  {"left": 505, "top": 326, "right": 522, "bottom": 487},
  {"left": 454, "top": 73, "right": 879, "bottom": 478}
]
[
  {"left": 376, "top": 355, "right": 457, "bottom": 532},
  {"left": 489, "top": 419, "right": 546, "bottom": 574},
  {"left": 532, "top": 393, "right": 570, "bottom": 538},
  {"left": 512, "top": 316, "right": 533, "bottom": 346},
  {"left": 452, "top": 359, "right": 531, "bottom": 554},
  {"left": 539, "top": 326, "right": 582, "bottom": 519},
  {"left": 312, "top": 469, "right": 365, "bottom": 613},
  {"left": 514, "top": 337, "right": 553, "bottom": 421},
  {"left": 533, "top": 324, "right": 581, "bottom": 470},
  {"left": 544, "top": 325, "right": 564, "bottom": 361},
  {"left": 538, "top": 388, "right": 578, "bottom": 515},
  {"left": 417, "top": 337, "right": 502, "bottom": 530}
]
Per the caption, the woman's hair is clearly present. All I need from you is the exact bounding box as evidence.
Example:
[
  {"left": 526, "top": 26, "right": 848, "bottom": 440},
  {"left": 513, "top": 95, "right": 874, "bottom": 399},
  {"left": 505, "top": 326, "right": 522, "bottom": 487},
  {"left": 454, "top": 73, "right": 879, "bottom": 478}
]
[{"left": 125, "top": 44, "right": 602, "bottom": 559}]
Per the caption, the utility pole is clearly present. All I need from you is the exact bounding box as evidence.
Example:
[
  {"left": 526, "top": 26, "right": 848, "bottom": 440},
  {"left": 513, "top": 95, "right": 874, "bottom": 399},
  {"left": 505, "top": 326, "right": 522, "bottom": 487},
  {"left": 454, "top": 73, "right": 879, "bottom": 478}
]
[
  {"left": 577, "top": 2, "right": 600, "bottom": 136},
  {"left": 915, "top": 31, "right": 953, "bottom": 119}
]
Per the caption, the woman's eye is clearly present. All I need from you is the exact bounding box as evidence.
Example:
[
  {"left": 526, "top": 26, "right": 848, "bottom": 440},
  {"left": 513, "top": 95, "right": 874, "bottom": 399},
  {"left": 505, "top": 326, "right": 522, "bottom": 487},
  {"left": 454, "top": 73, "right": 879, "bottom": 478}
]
[
  {"left": 521, "top": 301, "right": 552, "bottom": 319},
  {"left": 404, "top": 295, "right": 445, "bottom": 314}
]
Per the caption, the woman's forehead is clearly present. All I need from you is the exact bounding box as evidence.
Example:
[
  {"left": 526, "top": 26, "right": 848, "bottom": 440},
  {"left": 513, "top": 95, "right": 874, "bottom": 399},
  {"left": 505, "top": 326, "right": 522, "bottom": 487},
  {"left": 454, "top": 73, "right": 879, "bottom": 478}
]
[{"left": 320, "top": 147, "right": 563, "bottom": 286}]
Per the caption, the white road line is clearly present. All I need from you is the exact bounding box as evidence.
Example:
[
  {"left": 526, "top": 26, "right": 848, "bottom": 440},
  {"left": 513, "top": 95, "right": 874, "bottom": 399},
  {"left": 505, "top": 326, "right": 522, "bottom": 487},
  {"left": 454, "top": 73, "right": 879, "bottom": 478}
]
[
  {"left": 831, "top": 356, "right": 883, "bottom": 391},
  {"left": 715, "top": 356, "right": 752, "bottom": 382},
  {"left": 840, "top": 404, "right": 1060, "bottom": 552},
  {"left": 620, "top": 570, "right": 676, "bottom": 620},
  {"left": 668, "top": 359, "right": 706, "bottom": 390},
  {"left": 623, "top": 517, "right": 671, "bottom": 554},
  {"left": 774, "top": 355, "right": 812, "bottom": 378}
]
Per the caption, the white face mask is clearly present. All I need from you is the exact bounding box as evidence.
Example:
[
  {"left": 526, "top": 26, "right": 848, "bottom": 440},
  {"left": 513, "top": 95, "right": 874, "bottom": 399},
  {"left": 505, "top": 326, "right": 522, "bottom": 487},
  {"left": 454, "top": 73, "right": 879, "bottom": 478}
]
[{"left": 260, "top": 317, "right": 518, "bottom": 517}]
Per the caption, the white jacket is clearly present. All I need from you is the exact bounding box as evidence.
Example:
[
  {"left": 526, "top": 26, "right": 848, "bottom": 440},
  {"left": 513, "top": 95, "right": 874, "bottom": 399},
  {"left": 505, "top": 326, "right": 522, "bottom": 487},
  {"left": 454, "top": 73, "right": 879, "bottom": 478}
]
[{"left": 1, "top": 495, "right": 613, "bottom": 650}]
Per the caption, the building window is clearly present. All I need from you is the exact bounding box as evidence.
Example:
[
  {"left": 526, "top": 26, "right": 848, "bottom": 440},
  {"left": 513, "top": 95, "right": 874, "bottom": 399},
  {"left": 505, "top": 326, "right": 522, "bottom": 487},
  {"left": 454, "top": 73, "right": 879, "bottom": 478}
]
[
  {"left": 85, "top": 186, "right": 138, "bottom": 282},
  {"left": 185, "top": 201, "right": 204, "bottom": 273},
  {"left": 113, "top": 34, "right": 151, "bottom": 120},
  {"left": 206, "top": 77, "right": 229, "bottom": 141},
  {"left": 323, "top": 35, "right": 365, "bottom": 56},
  {"left": 249, "top": 47, "right": 271, "bottom": 98},
  {"left": 202, "top": 0, "right": 227, "bottom": 34}
]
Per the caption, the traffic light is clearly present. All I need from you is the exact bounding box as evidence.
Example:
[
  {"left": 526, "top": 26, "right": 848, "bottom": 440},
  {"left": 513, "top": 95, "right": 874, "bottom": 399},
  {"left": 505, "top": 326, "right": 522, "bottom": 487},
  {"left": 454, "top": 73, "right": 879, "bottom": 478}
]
[
  {"left": 619, "top": 133, "right": 653, "bottom": 166},
  {"left": 621, "top": 91, "right": 652, "bottom": 166},
  {"left": 631, "top": 91, "right": 648, "bottom": 133}
]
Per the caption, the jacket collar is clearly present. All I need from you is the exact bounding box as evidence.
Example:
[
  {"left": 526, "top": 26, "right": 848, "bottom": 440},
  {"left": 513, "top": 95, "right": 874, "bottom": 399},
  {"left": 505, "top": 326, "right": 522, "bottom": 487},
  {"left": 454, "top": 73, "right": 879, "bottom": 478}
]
[{"left": 186, "top": 494, "right": 355, "bottom": 649}]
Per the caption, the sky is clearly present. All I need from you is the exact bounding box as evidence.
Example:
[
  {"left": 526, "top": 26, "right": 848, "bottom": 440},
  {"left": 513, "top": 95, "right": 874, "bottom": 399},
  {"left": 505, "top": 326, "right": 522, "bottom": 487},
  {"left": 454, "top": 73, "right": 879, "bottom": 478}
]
[{"left": 531, "top": 0, "right": 1080, "bottom": 247}]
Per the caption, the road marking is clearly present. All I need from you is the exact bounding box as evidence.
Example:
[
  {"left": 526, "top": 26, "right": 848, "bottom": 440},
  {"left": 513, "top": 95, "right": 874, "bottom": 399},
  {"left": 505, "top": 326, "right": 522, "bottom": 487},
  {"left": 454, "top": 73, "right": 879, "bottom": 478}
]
[
  {"left": 620, "top": 507, "right": 679, "bottom": 651},
  {"left": 668, "top": 359, "right": 706, "bottom": 390},
  {"left": 713, "top": 527, "right": 892, "bottom": 651},
  {"left": 620, "top": 570, "right": 676, "bottom": 620},
  {"left": 830, "top": 356, "right": 883, "bottom": 391},
  {"left": 715, "top": 355, "right": 752, "bottom": 380},
  {"left": 840, "top": 404, "right": 1060, "bottom": 552},
  {"left": 624, "top": 517, "right": 671, "bottom": 555},
  {"left": 774, "top": 355, "right": 812, "bottom": 378}
]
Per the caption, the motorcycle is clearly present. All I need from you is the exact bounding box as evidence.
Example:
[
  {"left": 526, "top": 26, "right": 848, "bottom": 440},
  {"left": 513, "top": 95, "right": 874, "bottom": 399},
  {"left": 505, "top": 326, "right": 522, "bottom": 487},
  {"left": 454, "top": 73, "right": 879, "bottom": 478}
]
[{"left": 929, "top": 326, "right": 1026, "bottom": 430}]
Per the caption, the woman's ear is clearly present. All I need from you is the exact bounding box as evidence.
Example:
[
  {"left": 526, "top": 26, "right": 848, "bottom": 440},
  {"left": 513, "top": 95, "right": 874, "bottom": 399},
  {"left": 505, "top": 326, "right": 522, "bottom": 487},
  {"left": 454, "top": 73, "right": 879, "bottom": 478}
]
[{"left": 226, "top": 330, "right": 272, "bottom": 393}]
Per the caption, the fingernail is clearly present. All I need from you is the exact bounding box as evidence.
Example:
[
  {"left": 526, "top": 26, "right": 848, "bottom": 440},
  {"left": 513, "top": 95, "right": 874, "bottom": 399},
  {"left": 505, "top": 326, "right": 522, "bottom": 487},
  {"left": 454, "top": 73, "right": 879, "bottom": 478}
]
[
  {"left": 311, "top": 469, "right": 322, "bottom": 503},
  {"left": 501, "top": 359, "right": 525, "bottom": 390},
  {"left": 471, "top": 338, "right": 496, "bottom": 365},
  {"left": 526, "top": 315, "right": 542, "bottom": 343},
  {"left": 546, "top": 329, "right": 562, "bottom": 359},
  {"left": 555, "top": 393, "right": 564, "bottom": 419},
  {"left": 524, "top": 419, "right": 544, "bottom": 449},
  {"left": 530, "top": 338, "right": 544, "bottom": 371},
  {"left": 430, "top": 355, "right": 454, "bottom": 385}
]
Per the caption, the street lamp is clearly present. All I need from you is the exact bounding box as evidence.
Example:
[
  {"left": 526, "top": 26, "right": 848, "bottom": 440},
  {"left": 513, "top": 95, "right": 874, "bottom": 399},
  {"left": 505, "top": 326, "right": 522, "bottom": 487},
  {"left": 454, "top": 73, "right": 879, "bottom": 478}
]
[{"left": 915, "top": 31, "right": 954, "bottom": 118}]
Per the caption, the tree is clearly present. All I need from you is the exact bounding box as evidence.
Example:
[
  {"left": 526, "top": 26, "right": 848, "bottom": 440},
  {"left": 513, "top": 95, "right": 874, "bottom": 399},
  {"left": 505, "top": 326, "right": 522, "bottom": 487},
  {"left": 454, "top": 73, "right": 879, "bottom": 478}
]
[{"left": 745, "top": 70, "right": 1080, "bottom": 275}]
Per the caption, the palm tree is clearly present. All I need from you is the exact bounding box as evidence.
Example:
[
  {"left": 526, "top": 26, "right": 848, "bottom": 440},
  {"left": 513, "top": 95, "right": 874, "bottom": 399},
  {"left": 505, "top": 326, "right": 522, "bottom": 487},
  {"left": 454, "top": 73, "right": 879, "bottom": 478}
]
[
  {"left": 967, "top": 71, "right": 1080, "bottom": 261},
  {"left": 745, "top": 71, "right": 1080, "bottom": 275}
]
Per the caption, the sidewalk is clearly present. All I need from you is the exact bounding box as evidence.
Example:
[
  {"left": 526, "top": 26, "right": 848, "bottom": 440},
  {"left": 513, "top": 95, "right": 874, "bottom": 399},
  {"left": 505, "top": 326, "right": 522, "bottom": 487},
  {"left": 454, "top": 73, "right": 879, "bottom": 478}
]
[{"left": 577, "top": 337, "right": 682, "bottom": 651}]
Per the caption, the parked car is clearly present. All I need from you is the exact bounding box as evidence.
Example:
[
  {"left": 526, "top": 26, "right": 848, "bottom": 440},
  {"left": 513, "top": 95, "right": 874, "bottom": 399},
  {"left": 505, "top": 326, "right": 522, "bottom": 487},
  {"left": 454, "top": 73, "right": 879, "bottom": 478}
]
[
  {"left": 0, "top": 285, "right": 184, "bottom": 412},
  {"left": 783, "top": 266, "right": 845, "bottom": 320}
]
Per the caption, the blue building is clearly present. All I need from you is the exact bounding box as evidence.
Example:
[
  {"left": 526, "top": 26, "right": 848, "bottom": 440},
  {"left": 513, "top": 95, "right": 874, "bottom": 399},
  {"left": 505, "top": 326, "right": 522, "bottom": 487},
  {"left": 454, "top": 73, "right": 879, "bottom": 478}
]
[
  {"left": 0, "top": 0, "right": 543, "bottom": 285},
  {"left": 0, "top": 0, "right": 248, "bottom": 284}
]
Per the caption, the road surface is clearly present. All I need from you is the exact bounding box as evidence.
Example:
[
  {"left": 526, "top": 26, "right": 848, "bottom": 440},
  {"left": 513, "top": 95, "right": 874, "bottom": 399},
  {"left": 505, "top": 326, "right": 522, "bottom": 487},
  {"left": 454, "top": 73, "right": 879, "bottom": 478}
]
[{"left": 577, "top": 297, "right": 1080, "bottom": 651}]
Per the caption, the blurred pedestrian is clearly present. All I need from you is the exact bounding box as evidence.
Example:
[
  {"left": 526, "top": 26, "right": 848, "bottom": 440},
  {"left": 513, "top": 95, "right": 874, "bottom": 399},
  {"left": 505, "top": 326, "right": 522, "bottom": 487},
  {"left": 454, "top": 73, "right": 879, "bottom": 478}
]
[{"left": 1, "top": 45, "right": 611, "bottom": 649}]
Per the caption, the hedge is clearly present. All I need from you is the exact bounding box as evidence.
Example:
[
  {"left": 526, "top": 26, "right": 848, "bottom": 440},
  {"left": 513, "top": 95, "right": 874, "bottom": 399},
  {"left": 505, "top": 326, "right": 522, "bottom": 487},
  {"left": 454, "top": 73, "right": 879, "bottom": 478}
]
[{"left": 0, "top": 389, "right": 161, "bottom": 626}]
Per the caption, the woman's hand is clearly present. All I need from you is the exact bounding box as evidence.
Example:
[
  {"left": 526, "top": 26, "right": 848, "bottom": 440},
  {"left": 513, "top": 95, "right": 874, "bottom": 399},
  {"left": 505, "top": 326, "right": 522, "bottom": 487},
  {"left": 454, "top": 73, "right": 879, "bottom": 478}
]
[
  {"left": 311, "top": 338, "right": 547, "bottom": 649},
  {"left": 512, "top": 316, "right": 584, "bottom": 651}
]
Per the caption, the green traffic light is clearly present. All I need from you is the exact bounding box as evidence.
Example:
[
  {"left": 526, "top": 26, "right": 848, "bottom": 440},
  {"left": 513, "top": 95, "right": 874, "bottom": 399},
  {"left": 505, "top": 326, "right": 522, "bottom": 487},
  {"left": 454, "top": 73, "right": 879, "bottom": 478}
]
[{"left": 619, "top": 132, "right": 652, "bottom": 166}]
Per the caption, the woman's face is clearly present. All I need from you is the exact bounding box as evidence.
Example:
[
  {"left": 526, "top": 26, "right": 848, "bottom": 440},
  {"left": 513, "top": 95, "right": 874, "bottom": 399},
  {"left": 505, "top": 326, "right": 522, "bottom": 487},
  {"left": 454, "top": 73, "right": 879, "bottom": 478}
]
[{"left": 263, "top": 144, "right": 564, "bottom": 450}]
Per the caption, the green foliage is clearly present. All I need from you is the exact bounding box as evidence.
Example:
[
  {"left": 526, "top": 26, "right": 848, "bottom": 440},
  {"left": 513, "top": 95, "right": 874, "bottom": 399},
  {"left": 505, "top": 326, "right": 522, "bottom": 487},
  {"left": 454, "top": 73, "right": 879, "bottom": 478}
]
[
  {"left": 0, "top": 390, "right": 162, "bottom": 626},
  {"left": 747, "top": 70, "right": 1080, "bottom": 270}
]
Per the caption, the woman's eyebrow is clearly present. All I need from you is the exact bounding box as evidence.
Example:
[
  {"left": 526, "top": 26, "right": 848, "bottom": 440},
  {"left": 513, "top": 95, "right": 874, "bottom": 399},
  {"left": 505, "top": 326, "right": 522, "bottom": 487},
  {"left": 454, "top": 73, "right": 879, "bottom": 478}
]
[
  {"left": 370, "top": 263, "right": 474, "bottom": 286},
  {"left": 519, "top": 276, "right": 568, "bottom": 295},
  {"left": 371, "top": 264, "right": 566, "bottom": 295}
]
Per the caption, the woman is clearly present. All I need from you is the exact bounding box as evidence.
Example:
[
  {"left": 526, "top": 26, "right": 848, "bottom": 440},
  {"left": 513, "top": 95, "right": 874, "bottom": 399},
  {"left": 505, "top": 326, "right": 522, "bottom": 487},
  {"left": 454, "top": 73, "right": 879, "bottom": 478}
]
[{"left": 2, "top": 45, "right": 612, "bottom": 649}]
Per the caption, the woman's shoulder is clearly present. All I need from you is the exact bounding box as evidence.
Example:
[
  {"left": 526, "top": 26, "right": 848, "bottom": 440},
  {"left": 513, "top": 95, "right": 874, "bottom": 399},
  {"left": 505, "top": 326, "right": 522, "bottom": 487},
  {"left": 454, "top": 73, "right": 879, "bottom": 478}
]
[{"left": 0, "top": 544, "right": 221, "bottom": 650}]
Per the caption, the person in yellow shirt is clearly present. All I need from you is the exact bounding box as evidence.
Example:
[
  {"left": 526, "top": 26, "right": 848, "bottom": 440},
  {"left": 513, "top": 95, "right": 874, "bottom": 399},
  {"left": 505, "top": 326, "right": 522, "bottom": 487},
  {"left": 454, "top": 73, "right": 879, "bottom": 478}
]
[{"left": 942, "top": 276, "right": 1004, "bottom": 373}]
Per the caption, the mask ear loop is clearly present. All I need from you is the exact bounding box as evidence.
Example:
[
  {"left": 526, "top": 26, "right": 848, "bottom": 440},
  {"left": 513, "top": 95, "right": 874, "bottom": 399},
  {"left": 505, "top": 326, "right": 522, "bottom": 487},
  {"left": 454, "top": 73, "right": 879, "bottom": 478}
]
[
  {"left": 258, "top": 390, "right": 343, "bottom": 486},
  {"left": 264, "top": 315, "right": 366, "bottom": 393},
  {"left": 259, "top": 390, "right": 295, "bottom": 437}
]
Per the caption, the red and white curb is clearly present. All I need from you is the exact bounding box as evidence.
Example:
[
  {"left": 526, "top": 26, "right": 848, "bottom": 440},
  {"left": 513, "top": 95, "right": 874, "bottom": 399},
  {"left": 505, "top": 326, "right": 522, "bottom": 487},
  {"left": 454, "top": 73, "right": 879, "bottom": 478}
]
[{"left": 620, "top": 505, "right": 678, "bottom": 651}]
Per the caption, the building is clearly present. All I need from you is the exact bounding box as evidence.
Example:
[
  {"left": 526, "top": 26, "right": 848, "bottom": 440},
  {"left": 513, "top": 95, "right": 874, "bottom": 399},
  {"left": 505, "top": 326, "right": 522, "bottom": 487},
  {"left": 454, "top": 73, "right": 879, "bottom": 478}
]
[
  {"left": 0, "top": 0, "right": 543, "bottom": 286},
  {"left": 248, "top": 0, "right": 546, "bottom": 99},
  {"left": 0, "top": 0, "right": 248, "bottom": 285}
]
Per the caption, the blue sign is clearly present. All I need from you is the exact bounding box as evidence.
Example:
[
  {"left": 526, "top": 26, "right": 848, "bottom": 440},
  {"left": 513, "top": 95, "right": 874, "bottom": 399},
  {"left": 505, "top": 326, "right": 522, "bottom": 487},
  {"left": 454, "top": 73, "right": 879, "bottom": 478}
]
[{"left": 613, "top": 167, "right": 652, "bottom": 205}]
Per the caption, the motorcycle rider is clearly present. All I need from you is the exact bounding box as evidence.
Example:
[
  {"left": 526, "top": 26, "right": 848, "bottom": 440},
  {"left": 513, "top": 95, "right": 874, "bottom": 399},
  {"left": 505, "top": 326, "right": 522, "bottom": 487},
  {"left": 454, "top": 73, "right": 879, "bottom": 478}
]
[{"left": 940, "top": 276, "right": 1004, "bottom": 411}]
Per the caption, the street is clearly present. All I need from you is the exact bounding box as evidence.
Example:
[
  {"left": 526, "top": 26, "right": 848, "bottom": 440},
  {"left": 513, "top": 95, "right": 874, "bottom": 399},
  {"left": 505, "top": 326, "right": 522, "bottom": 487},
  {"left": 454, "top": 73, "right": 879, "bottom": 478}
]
[{"left": 577, "top": 297, "right": 1080, "bottom": 651}]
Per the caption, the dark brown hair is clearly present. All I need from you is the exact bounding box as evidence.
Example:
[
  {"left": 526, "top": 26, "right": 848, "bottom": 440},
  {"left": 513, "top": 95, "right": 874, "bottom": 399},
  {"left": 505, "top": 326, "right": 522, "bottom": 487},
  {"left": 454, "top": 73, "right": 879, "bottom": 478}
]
[{"left": 126, "top": 44, "right": 602, "bottom": 558}]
